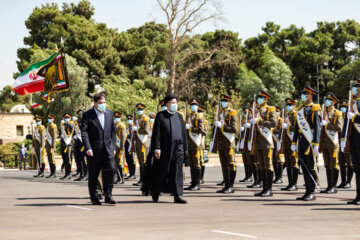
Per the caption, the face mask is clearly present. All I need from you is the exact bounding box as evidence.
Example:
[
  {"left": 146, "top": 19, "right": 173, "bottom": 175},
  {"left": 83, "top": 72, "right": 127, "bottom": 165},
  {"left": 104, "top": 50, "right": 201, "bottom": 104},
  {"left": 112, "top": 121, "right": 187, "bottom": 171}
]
[
  {"left": 161, "top": 106, "right": 167, "bottom": 111},
  {"left": 114, "top": 117, "right": 120, "bottom": 123},
  {"left": 221, "top": 101, "right": 228, "bottom": 109},
  {"left": 340, "top": 107, "right": 347, "bottom": 113},
  {"left": 47, "top": 118, "right": 52, "bottom": 123},
  {"left": 97, "top": 103, "right": 106, "bottom": 112},
  {"left": 190, "top": 105, "right": 198, "bottom": 112},
  {"left": 35, "top": 121, "right": 41, "bottom": 126},
  {"left": 286, "top": 105, "right": 293, "bottom": 112},
  {"left": 137, "top": 110, "right": 144, "bottom": 116},
  {"left": 127, "top": 120, "right": 133, "bottom": 125},
  {"left": 301, "top": 94, "right": 308, "bottom": 102},
  {"left": 325, "top": 99, "right": 332, "bottom": 107},
  {"left": 170, "top": 103, "right": 178, "bottom": 112},
  {"left": 64, "top": 118, "right": 70, "bottom": 123},
  {"left": 150, "top": 118, "right": 154, "bottom": 123},
  {"left": 352, "top": 86, "right": 358, "bottom": 96},
  {"left": 257, "top": 97, "right": 264, "bottom": 105}
]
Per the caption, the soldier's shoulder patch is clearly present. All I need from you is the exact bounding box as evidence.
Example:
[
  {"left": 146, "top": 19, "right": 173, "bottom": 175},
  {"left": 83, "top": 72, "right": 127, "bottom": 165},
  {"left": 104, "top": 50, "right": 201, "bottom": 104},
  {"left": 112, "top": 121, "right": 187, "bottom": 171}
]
[
  {"left": 51, "top": 123, "right": 57, "bottom": 128},
  {"left": 143, "top": 116, "right": 150, "bottom": 121},
  {"left": 335, "top": 110, "right": 342, "bottom": 117},
  {"left": 229, "top": 109, "right": 237, "bottom": 116},
  {"left": 120, "top": 123, "right": 126, "bottom": 128},
  {"left": 267, "top": 106, "right": 275, "bottom": 112},
  {"left": 311, "top": 104, "right": 321, "bottom": 112}
]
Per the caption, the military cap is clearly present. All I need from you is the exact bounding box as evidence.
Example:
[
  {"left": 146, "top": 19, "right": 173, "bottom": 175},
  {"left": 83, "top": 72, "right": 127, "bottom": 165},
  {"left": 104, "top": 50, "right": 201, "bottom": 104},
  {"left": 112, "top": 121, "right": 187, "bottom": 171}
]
[
  {"left": 47, "top": 114, "right": 55, "bottom": 119},
  {"left": 302, "top": 85, "right": 318, "bottom": 96},
  {"left": 220, "top": 94, "right": 232, "bottom": 101},
  {"left": 63, "top": 113, "right": 72, "bottom": 118},
  {"left": 198, "top": 105, "right": 206, "bottom": 112},
  {"left": 114, "top": 111, "right": 122, "bottom": 117},
  {"left": 325, "top": 92, "right": 339, "bottom": 103},
  {"left": 340, "top": 99, "right": 349, "bottom": 107},
  {"left": 257, "top": 90, "right": 271, "bottom": 99},
  {"left": 275, "top": 106, "right": 282, "bottom": 112},
  {"left": 189, "top": 98, "right": 200, "bottom": 105},
  {"left": 285, "top": 98, "right": 297, "bottom": 105},
  {"left": 126, "top": 115, "right": 133, "bottom": 119},
  {"left": 136, "top": 103, "right": 146, "bottom": 109},
  {"left": 34, "top": 115, "right": 42, "bottom": 121}
]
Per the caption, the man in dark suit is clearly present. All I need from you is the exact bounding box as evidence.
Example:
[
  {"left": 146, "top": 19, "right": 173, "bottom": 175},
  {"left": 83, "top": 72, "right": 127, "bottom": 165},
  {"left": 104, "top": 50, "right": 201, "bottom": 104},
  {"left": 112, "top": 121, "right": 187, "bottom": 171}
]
[{"left": 81, "top": 92, "right": 117, "bottom": 205}]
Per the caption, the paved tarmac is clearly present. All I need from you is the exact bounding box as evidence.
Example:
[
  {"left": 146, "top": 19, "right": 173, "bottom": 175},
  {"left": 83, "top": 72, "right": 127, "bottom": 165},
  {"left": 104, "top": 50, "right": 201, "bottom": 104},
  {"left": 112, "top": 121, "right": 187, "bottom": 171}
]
[{"left": 0, "top": 167, "right": 359, "bottom": 240}]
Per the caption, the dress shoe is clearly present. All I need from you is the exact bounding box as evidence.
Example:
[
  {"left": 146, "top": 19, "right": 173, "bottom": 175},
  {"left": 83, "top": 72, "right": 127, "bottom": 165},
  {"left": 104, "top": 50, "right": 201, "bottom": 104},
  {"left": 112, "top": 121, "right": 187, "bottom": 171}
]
[
  {"left": 60, "top": 174, "right": 71, "bottom": 180},
  {"left": 247, "top": 182, "right": 262, "bottom": 188},
  {"left": 343, "top": 183, "right": 351, "bottom": 189},
  {"left": 273, "top": 178, "right": 283, "bottom": 184},
  {"left": 200, "top": 179, "right": 204, "bottom": 184},
  {"left": 261, "top": 189, "right": 273, "bottom": 197},
  {"left": 91, "top": 199, "right": 102, "bottom": 205},
  {"left": 152, "top": 193, "right": 159, "bottom": 203},
  {"left": 223, "top": 187, "right": 235, "bottom": 194},
  {"left": 105, "top": 197, "right": 116, "bottom": 204},
  {"left": 216, "top": 186, "right": 226, "bottom": 193},
  {"left": 74, "top": 176, "right": 84, "bottom": 181},
  {"left": 133, "top": 181, "right": 143, "bottom": 186},
  {"left": 217, "top": 180, "right": 225, "bottom": 186},
  {"left": 174, "top": 195, "right": 187, "bottom": 204},
  {"left": 287, "top": 185, "right": 298, "bottom": 191},
  {"left": 326, "top": 187, "right": 337, "bottom": 194},
  {"left": 254, "top": 189, "right": 266, "bottom": 197},
  {"left": 304, "top": 193, "right": 316, "bottom": 201}
]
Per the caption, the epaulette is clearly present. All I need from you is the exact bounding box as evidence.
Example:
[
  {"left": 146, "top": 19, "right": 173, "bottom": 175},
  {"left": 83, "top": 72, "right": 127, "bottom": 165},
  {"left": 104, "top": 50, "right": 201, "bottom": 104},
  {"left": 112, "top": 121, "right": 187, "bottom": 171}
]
[
  {"left": 335, "top": 110, "right": 342, "bottom": 117},
  {"left": 120, "top": 122, "right": 126, "bottom": 128},
  {"left": 40, "top": 125, "right": 45, "bottom": 130},
  {"left": 267, "top": 106, "right": 275, "bottom": 112},
  {"left": 143, "top": 116, "right": 150, "bottom": 122},
  {"left": 229, "top": 109, "right": 237, "bottom": 116},
  {"left": 311, "top": 104, "right": 321, "bottom": 112},
  {"left": 51, "top": 123, "right": 56, "bottom": 128}
]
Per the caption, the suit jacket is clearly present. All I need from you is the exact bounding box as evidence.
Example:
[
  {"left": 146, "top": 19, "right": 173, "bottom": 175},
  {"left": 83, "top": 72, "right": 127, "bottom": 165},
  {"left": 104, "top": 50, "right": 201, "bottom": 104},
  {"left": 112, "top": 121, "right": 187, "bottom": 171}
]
[{"left": 81, "top": 108, "right": 116, "bottom": 156}]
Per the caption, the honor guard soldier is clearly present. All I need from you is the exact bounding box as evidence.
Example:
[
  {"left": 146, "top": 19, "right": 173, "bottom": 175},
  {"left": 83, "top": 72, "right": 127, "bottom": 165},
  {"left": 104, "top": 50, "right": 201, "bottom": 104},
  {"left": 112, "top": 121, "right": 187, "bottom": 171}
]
[
  {"left": 280, "top": 98, "right": 299, "bottom": 191},
  {"left": 248, "top": 91, "right": 276, "bottom": 197},
  {"left": 272, "top": 106, "right": 284, "bottom": 184},
  {"left": 114, "top": 111, "right": 126, "bottom": 184},
  {"left": 292, "top": 85, "right": 321, "bottom": 201},
  {"left": 148, "top": 112, "right": 156, "bottom": 132},
  {"left": 132, "top": 103, "right": 151, "bottom": 186},
  {"left": 198, "top": 106, "right": 208, "bottom": 184},
  {"left": 184, "top": 98, "right": 205, "bottom": 191},
  {"left": 60, "top": 113, "right": 75, "bottom": 180},
  {"left": 45, "top": 114, "right": 57, "bottom": 178},
  {"left": 337, "top": 100, "right": 353, "bottom": 189},
  {"left": 33, "top": 115, "right": 46, "bottom": 177},
  {"left": 159, "top": 99, "right": 167, "bottom": 111},
  {"left": 125, "top": 115, "right": 136, "bottom": 180},
  {"left": 341, "top": 79, "right": 360, "bottom": 204},
  {"left": 73, "top": 110, "right": 87, "bottom": 181},
  {"left": 320, "top": 92, "right": 343, "bottom": 194},
  {"left": 238, "top": 107, "right": 253, "bottom": 183},
  {"left": 215, "top": 94, "right": 238, "bottom": 194}
]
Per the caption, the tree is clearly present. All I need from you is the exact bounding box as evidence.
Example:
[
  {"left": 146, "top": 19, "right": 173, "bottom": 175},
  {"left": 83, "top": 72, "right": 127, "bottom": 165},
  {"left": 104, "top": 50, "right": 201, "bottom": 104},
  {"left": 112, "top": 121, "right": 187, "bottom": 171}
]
[
  {"left": 0, "top": 86, "right": 29, "bottom": 113},
  {"left": 156, "top": 0, "right": 223, "bottom": 94}
]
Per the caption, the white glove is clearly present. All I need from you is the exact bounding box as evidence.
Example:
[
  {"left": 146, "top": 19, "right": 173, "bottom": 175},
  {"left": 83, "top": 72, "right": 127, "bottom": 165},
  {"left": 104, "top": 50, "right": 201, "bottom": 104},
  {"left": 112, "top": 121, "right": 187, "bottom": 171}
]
[
  {"left": 251, "top": 118, "right": 258, "bottom": 125},
  {"left": 244, "top": 123, "right": 251, "bottom": 129},
  {"left": 240, "top": 139, "right": 245, "bottom": 149},
  {"left": 186, "top": 124, "right": 191, "bottom": 130},
  {"left": 321, "top": 120, "right": 328, "bottom": 126},
  {"left": 282, "top": 123, "right": 288, "bottom": 129},
  {"left": 61, "top": 120, "right": 64, "bottom": 124},
  {"left": 215, "top": 121, "right": 223, "bottom": 128},
  {"left": 72, "top": 116, "right": 77, "bottom": 121},
  {"left": 347, "top": 111, "right": 355, "bottom": 120},
  {"left": 247, "top": 142, "right": 252, "bottom": 151},
  {"left": 341, "top": 140, "right": 346, "bottom": 153},
  {"left": 240, "top": 127, "right": 245, "bottom": 132},
  {"left": 132, "top": 126, "right": 138, "bottom": 132},
  {"left": 313, "top": 145, "right": 319, "bottom": 156},
  {"left": 291, "top": 144, "right": 297, "bottom": 152},
  {"left": 149, "top": 132, "right": 152, "bottom": 137}
]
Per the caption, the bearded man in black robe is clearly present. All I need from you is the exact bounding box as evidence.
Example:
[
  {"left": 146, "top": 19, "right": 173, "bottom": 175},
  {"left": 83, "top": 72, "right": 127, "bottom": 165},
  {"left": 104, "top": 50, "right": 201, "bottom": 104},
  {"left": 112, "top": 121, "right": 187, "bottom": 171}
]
[{"left": 148, "top": 94, "right": 188, "bottom": 204}]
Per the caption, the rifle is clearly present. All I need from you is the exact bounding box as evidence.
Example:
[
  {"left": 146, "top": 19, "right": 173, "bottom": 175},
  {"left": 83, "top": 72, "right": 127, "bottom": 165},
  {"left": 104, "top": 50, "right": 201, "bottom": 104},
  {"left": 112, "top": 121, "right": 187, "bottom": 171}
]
[
  {"left": 209, "top": 96, "right": 221, "bottom": 153},
  {"left": 236, "top": 109, "right": 243, "bottom": 152},
  {"left": 128, "top": 107, "right": 136, "bottom": 153},
  {"left": 249, "top": 94, "right": 257, "bottom": 156},
  {"left": 185, "top": 101, "right": 188, "bottom": 124},
  {"left": 344, "top": 81, "right": 354, "bottom": 153},
  {"left": 319, "top": 96, "right": 327, "bottom": 153},
  {"left": 279, "top": 101, "right": 286, "bottom": 154}
]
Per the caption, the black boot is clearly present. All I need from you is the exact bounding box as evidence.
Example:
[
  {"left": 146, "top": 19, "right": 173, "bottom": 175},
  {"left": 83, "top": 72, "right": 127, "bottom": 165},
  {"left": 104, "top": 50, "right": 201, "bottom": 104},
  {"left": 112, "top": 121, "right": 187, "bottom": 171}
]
[
  {"left": 274, "top": 163, "right": 283, "bottom": 184},
  {"left": 273, "top": 163, "right": 279, "bottom": 183},
  {"left": 320, "top": 169, "right": 332, "bottom": 193},
  {"left": 217, "top": 169, "right": 229, "bottom": 193},
  {"left": 118, "top": 166, "right": 124, "bottom": 184},
  {"left": 344, "top": 167, "right": 353, "bottom": 189},
  {"left": 239, "top": 164, "right": 252, "bottom": 182},
  {"left": 217, "top": 167, "right": 225, "bottom": 186},
  {"left": 255, "top": 170, "right": 266, "bottom": 196},
  {"left": 261, "top": 171, "right": 273, "bottom": 197},
  {"left": 74, "top": 163, "right": 84, "bottom": 181},
  {"left": 247, "top": 166, "right": 261, "bottom": 188},
  {"left": 347, "top": 174, "right": 360, "bottom": 205},
  {"left": 82, "top": 165, "right": 88, "bottom": 181},
  {"left": 281, "top": 166, "right": 292, "bottom": 191},
  {"left": 174, "top": 195, "right": 187, "bottom": 204},
  {"left": 224, "top": 169, "right": 236, "bottom": 194},
  {"left": 190, "top": 168, "right": 201, "bottom": 191},
  {"left": 46, "top": 164, "right": 56, "bottom": 178},
  {"left": 114, "top": 165, "right": 122, "bottom": 184},
  {"left": 185, "top": 168, "right": 196, "bottom": 190},
  {"left": 133, "top": 167, "right": 143, "bottom": 186},
  {"left": 337, "top": 166, "right": 347, "bottom": 188},
  {"left": 288, "top": 168, "right": 298, "bottom": 191},
  {"left": 304, "top": 175, "right": 316, "bottom": 201},
  {"left": 327, "top": 169, "right": 338, "bottom": 194},
  {"left": 60, "top": 164, "right": 71, "bottom": 180},
  {"left": 297, "top": 171, "right": 309, "bottom": 200},
  {"left": 200, "top": 165, "right": 205, "bottom": 184}
]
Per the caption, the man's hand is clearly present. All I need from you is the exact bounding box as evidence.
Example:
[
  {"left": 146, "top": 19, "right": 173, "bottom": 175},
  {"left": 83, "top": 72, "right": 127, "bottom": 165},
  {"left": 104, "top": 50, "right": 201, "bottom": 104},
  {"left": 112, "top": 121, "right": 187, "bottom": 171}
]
[
  {"left": 86, "top": 149, "right": 93, "bottom": 157},
  {"left": 114, "top": 150, "right": 116, "bottom": 156},
  {"left": 313, "top": 145, "right": 320, "bottom": 156},
  {"left": 244, "top": 123, "right": 251, "bottom": 129},
  {"left": 186, "top": 124, "right": 191, "bottom": 130},
  {"left": 132, "top": 126, "right": 138, "bottom": 132},
  {"left": 291, "top": 144, "right": 297, "bottom": 152},
  {"left": 215, "top": 121, "right": 223, "bottom": 128},
  {"left": 282, "top": 123, "right": 288, "bottom": 129},
  {"left": 321, "top": 120, "right": 328, "bottom": 126},
  {"left": 341, "top": 140, "right": 346, "bottom": 153},
  {"left": 251, "top": 118, "right": 258, "bottom": 125},
  {"left": 155, "top": 149, "right": 161, "bottom": 159},
  {"left": 240, "top": 127, "right": 244, "bottom": 132}
]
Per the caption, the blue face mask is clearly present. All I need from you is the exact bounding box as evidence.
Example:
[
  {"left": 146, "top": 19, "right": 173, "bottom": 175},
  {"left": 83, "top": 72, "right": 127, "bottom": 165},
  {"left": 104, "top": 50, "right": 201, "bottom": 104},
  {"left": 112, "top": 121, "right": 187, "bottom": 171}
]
[
  {"left": 35, "top": 121, "right": 41, "bottom": 126},
  {"left": 114, "top": 117, "right": 120, "bottom": 123},
  {"left": 325, "top": 99, "right": 332, "bottom": 107},
  {"left": 301, "top": 94, "right": 308, "bottom": 102},
  {"left": 64, "top": 118, "right": 70, "bottom": 123},
  {"left": 170, "top": 103, "right": 178, "bottom": 112},
  {"left": 221, "top": 101, "right": 228, "bottom": 109},
  {"left": 352, "top": 86, "right": 358, "bottom": 96},
  {"left": 257, "top": 97, "right": 264, "bottom": 105},
  {"left": 340, "top": 107, "right": 347, "bottom": 113},
  {"left": 137, "top": 110, "right": 144, "bottom": 116},
  {"left": 286, "top": 105, "right": 293, "bottom": 112},
  {"left": 190, "top": 105, "right": 198, "bottom": 112},
  {"left": 47, "top": 118, "right": 52, "bottom": 123},
  {"left": 127, "top": 120, "right": 133, "bottom": 125},
  {"left": 161, "top": 106, "right": 167, "bottom": 111},
  {"left": 97, "top": 103, "right": 106, "bottom": 112}
]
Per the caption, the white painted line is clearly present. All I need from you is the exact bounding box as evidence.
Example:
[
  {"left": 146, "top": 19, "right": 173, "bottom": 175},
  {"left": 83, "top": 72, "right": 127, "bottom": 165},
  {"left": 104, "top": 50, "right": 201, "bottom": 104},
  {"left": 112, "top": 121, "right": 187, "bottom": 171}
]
[
  {"left": 212, "top": 230, "right": 258, "bottom": 239},
  {"left": 65, "top": 205, "right": 92, "bottom": 211}
]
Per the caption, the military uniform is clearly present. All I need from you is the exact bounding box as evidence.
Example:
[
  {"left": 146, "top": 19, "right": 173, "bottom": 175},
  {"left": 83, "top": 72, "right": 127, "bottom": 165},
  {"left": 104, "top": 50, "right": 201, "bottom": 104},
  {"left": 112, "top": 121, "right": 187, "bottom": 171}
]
[
  {"left": 280, "top": 98, "right": 299, "bottom": 191},
  {"left": 33, "top": 116, "right": 46, "bottom": 177},
  {"left": 238, "top": 108, "right": 253, "bottom": 183},
  {"left": 114, "top": 111, "right": 126, "bottom": 184},
  {"left": 45, "top": 114, "right": 57, "bottom": 178},
  {"left": 337, "top": 100, "right": 353, "bottom": 189},
  {"left": 292, "top": 86, "right": 321, "bottom": 201},
  {"left": 125, "top": 115, "right": 136, "bottom": 180},
  {"left": 198, "top": 106, "right": 208, "bottom": 184},
  {"left": 185, "top": 98, "right": 205, "bottom": 191},
  {"left": 320, "top": 93, "right": 343, "bottom": 194},
  {"left": 272, "top": 107, "right": 283, "bottom": 184},
  {"left": 73, "top": 110, "right": 87, "bottom": 181},
  {"left": 249, "top": 91, "right": 276, "bottom": 197},
  {"left": 132, "top": 103, "right": 150, "bottom": 186},
  {"left": 215, "top": 94, "right": 238, "bottom": 194},
  {"left": 60, "top": 113, "right": 74, "bottom": 180}
]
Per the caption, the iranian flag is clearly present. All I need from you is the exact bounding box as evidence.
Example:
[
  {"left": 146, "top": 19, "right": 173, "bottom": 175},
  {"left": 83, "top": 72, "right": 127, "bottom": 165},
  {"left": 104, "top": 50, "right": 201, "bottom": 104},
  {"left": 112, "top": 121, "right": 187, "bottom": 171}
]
[{"left": 12, "top": 51, "right": 58, "bottom": 95}]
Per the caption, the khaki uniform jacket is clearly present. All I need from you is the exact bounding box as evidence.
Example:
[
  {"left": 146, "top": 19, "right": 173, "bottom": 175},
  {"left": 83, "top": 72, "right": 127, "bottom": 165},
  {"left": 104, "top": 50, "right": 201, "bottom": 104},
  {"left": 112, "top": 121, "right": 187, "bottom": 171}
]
[
  {"left": 218, "top": 107, "right": 238, "bottom": 150},
  {"left": 201, "top": 118, "right": 208, "bottom": 150},
  {"left": 135, "top": 115, "right": 150, "bottom": 148},
  {"left": 33, "top": 125, "right": 45, "bottom": 148},
  {"left": 187, "top": 112, "right": 205, "bottom": 151},
  {"left": 116, "top": 122, "right": 126, "bottom": 151},
  {"left": 46, "top": 123, "right": 57, "bottom": 148},
  {"left": 284, "top": 110, "right": 296, "bottom": 149},
  {"left": 254, "top": 104, "right": 276, "bottom": 150},
  {"left": 323, "top": 107, "right": 343, "bottom": 149}
]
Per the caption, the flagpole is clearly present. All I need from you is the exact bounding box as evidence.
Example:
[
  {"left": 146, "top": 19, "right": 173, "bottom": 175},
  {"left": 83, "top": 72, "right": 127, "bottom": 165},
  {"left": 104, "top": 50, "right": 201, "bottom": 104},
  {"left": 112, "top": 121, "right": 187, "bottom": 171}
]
[{"left": 60, "top": 37, "right": 75, "bottom": 116}]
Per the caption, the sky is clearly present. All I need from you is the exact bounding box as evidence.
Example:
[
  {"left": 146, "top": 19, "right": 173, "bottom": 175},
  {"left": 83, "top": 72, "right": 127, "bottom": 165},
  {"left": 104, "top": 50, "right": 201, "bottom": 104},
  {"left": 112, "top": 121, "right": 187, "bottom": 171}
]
[{"left": 2, "top": 0, "right": 360, "bottom": 89}]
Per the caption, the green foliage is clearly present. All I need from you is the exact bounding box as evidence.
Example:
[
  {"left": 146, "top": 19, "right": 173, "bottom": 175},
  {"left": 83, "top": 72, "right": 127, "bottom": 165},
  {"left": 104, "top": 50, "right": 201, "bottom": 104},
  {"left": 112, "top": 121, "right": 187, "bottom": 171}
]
[
  {"left": 0, "top": 139, "right": 32, "bottom": 168},
  {"left": 0, "top": 86, "right": 30, "bottom": 112}
]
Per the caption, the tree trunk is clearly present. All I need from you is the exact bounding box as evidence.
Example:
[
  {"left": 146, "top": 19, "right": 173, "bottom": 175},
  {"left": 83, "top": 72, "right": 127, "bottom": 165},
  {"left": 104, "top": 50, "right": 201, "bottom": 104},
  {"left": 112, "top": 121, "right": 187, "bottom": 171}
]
[{"left": 167, "top": 41, "right": 176, "bottom": 94}]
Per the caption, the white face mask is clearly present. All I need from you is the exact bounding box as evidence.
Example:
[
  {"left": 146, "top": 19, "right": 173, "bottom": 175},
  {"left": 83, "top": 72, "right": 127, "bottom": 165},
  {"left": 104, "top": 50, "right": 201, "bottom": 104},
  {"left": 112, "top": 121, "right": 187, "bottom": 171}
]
[
  {"left": 114, "top": 117, "right": 121, "bottom": 123},
  {"left": 170, "top": 103, "right": 178, "bottom": 112}
]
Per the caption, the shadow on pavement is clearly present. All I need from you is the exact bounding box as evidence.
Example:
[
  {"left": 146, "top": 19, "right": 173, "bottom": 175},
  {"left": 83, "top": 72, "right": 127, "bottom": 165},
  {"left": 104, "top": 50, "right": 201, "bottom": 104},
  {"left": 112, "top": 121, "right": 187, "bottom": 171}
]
[
  {"left": 17, "top": 197, "right": 88, "bottom": 200},
  {"left": 312, "top": 207, "right": 360, "bottom": 211}
]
